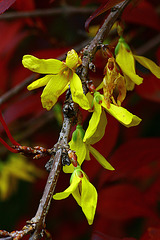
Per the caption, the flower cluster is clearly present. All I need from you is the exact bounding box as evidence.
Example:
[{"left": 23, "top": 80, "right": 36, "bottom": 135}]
[{"left": 22, "top": 33, "right": 160, "bottom": 224}]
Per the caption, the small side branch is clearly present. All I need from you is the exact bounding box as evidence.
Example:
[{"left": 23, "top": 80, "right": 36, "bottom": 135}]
[
  {"left": 81, "top": 0, "right": 131, "bottom": 82},
  {"left": 0, "top": 6, "right": 95, "bottom": 20},
  {"left": 0, "top": 75, "right": 36, "bottom": 105}
]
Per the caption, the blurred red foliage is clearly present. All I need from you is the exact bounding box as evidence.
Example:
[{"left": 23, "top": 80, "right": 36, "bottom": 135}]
[{"left": 0, "top": 0, "right": 159, "bottom": 240}]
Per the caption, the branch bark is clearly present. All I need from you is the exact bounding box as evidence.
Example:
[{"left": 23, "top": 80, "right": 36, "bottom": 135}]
[{"left": 28, "top": 108, "right": 78, "bottom": 239}]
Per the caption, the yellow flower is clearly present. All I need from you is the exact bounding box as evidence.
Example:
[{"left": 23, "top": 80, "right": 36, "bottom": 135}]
[
  {"left": 83, "top": 92, "right": 141, "bottom": 142},
  {"left": 63, "top": 124, "right": 114, "bottom": 173},
  {"left": 0, "top": 154, "right": 44, "bottom": 200},
  {"left": 115, "top": 37, "right": 160, "bottom": 89},
  {"left": 22, "top": 49, "right": 90, "bottom": 111},
  {"left": 53, "top": 166, "right": 97, "bottom": 225},
  {"left": 101, "top": 56, "right": 126, "bottom": 108}
]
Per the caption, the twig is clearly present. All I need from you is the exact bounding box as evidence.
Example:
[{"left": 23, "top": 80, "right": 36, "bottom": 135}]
[
  {"left": 136, "top": 33, "right": 160, "bottom": 56},
  {"left": 81, "top": 0, "right": 132, "bottom": 82},
  {"left": 0, "top": 75, "right": 36, "bottom": 105},
  {"left": 0, "top": 6, "right": 96, "bottom": 20}
]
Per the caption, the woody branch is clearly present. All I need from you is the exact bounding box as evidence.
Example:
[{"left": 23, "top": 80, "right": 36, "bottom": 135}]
[{"left": 0, "top": 0, "right": 131, "bottom": 239}]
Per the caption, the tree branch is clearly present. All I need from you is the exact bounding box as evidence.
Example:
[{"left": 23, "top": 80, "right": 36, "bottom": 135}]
[
  {"left": 27, "top": 2, "right": 132, "bottom": 239},
  {"left": 0, "top": 6, "right": 95, "bottom": 20},
  {"left": 0, "top": 75, "right": 36, "bottom": 105},
  {"left": 0, "top": 1, "right": 132, "bottom": 239},
  {"left": 81, "top": 0, "right": 131, "bottom": 82}
]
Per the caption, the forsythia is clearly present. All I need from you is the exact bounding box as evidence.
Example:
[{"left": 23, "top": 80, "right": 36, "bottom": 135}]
[
  {"left": 63, "top": 124, "right": 114, "bottom": 174},
  {"left": 83, "top": 91, "right": 142, "bottom": 144},
  {"left": 22, "top": 49, "right": 90, "bottom": 111},
  {"left": 53, "top": 166, "right": 97, "bottom": 225},
  {"left": 22, "top": 38, "right": 159, "bottom": 225},
  {"left": 115, "top": 36, "right": 160, "bottom": 89}
]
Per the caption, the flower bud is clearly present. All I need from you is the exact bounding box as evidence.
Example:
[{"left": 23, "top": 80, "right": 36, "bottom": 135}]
[
  {"left": 94, "top": 92, "right": 102, "bottom": 104},
  {"left": 66, "top": 49, "right": 82, "bottom": 69},
  {"left": 72, "top": 124, "right": 85, "bottom": 142},
  {"left": 115, "top": 37, "right": 130, "bottom": 55}
]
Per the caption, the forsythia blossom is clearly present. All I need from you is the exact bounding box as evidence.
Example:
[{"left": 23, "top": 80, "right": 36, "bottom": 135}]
[
  {"left": 103, "top": 57, "right": 126, "bottom": 108},
  {"left": 83, "top": 92, "right": 142, "bottom": 142},
  {"left": 115, "top": 37, "right": 160, "bottom": 89},
  {"left": 53, "top": 166, "right": 97, "bottom": 225},
  {"left": 63, "top": 124, "right": 114, "bottom": 174},
  {"left": 22, "top": 49, "right": 90, "bottom": 111}
]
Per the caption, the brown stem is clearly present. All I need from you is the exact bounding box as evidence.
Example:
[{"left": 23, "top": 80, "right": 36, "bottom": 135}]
[
  {"left": 29, "top": 150, "right": 62, "bottom": 240},
  {"left": 81, "top": 0, "right": 132, "bottom": 81},
  {"left": 0, "top": 75, "right": 36, "bottom": 105},
  {"left": 0, "top": 6, "right": 95, "bottom": 20},
  {"left": 28, "top": 113, "right": 74, "bottom": 239},
  {"left": 136, "top": 33, "right": 160, "bottom": 55}
]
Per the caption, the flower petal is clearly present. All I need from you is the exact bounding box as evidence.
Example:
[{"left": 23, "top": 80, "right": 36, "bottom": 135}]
[
  {"left": 134, "top": 55, "right": 160, "bottom": 79},
  {"left": 72, "top": 183, "right": 81, "bottom": 205},
  {"left": 87, "top": 109, "right": 107, "bottom": 145},
  {"left": 22, "top": 55, "right": 63, "bottom": 74},
  {"left": 83, "top": 100, "right": 102, "bottom": 143},
  {"left": 27, "top": 75, "right": 51, "bottom": 90},
  {"left": 81, "top": 175, "right": 98, "bottom": 225},
  {"left": 66, "top": 49, "right": 81, "bottom": 69},
  {"left": 69, "top": 139, "right": 86, "bottom": 166},
  {"left": 96, "top": 81, "right": 103, "bottom": 91},
  {"left": 88, "top": 145, "right": 114, "bottom": 170},
  {"left": 70, "top": 73, "right": 90, "bottom": 110},
  {"left": 86, "top": 92, "right": 93, "bottom": 109},
  {"left": 41, "top": 74, "right": 68, "bottom": 110},
  {"left": 53, "top": 174, "right": 80, "bottom": 200},
  {"left": 123, "top": 73, "right": 135, "bottom": 91},
  {"left": 102, "top": 97, "right": 142, "bottom": 127},
  {"left": 63, "top": 164, "right": 74, "bottom": 174},
  {"left": 116, "top": 45, "right": 143, "bottom": 85},
  {"left": 0, "top": 168, "right": 11, "bottom": 201},
  {"left": 6, "top": 156, "right": 43, "bottom": 182},
  {"left": 85, "top": 146, "right": 91, "bottom": 160}
]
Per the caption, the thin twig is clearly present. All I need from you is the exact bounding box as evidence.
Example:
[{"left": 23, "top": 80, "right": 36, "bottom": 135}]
[
  {"left": 81, "top": 0, "right": 132, "bottom": 82},
  {"left": 136, "top": 33, "right": 160, "bottom": 56},
  {"left": 0, "top": 75, "right": 36, "bottom": 105},
  {"left": 0, "top": 6, "right": 96, "bottom": 20}
]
